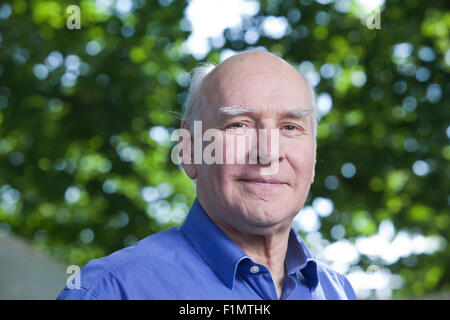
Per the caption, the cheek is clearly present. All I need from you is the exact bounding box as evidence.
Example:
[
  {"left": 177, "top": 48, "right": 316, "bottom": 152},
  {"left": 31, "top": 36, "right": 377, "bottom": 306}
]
[
  {"left": 285, "top": 142, "right": 316, "bottom": 180},
  {"left": 197, "top": 133, "right": 241, "bottom": 191},
  {"left": 198, "top": 162, "right": 235, "bottom": 191}
]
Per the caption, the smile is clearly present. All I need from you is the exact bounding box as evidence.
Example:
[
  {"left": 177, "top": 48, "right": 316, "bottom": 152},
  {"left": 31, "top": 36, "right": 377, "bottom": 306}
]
[{"left": 238, "top": 178, "right": 287, "bottom": 186}]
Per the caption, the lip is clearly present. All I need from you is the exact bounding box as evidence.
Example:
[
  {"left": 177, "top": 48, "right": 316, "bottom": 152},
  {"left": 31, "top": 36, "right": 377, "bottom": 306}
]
[{"left": 238, "top": 177, "right": 287, "bottom": 185}]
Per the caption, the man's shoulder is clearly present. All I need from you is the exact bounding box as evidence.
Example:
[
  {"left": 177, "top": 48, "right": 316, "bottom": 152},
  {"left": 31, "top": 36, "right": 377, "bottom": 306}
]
[
  {"left": 57, "top": 225, "right": 192, "bottom": 299},
  {"left": 315, "top": 260, "right": 358, "bottom": 299},
  {"left": 104, "top": 225, "right": 187, "bottom": 263},
  {"left": 90, "top": 225, "right": 186, "bottom": 266}
]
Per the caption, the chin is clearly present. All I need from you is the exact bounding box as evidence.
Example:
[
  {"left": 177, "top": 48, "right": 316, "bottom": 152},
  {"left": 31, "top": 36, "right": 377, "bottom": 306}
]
[{"left": 240, "top": 204, "right": 291, "bottom": 228}]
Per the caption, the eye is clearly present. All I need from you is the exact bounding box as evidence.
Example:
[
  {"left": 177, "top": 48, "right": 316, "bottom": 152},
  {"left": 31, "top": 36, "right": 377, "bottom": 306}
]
[
  {"left": 283, "top": 124, "right": 303, "bottom": 131},
  {"left": 228, "top": 122, "right": 246, "bottom": 129},
  {"left": 224, "top": 121, "right": 254, "bottom": 133},
  {"left": 281, "top": 124, "right": 305, "bottom": 135},
  {"left": 283, "top": 124, "right": 297, "bottom": 131}
]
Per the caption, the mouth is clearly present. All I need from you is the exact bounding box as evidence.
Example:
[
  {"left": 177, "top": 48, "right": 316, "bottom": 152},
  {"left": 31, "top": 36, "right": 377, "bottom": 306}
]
[{"left": 237, "top": 177, "right": 287, "bottom": 186}]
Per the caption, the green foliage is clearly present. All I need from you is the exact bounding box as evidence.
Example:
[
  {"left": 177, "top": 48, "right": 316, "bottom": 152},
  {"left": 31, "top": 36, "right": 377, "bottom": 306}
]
[
  {"left": 0, "top": 0, "right": 449, "bottom": 299},
  {"left": 0, "top": 0, "right": 197, "bottom": 267}
]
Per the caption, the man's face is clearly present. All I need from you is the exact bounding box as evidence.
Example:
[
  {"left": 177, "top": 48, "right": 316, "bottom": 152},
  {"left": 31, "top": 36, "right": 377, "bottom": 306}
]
[{"left": 187, "top": 51, "right": 317, "bottom": 235}]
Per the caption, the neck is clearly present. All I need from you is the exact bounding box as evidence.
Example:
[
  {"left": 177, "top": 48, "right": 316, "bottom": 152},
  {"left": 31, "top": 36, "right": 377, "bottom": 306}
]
[{"left": 211, "top": 215, "right": 291, "bottom": 299}]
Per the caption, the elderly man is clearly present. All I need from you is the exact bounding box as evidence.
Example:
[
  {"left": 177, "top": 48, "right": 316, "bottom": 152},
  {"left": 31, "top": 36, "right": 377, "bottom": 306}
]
[{"left": 57, "top": 50, "right": 357, "bottom": 300}]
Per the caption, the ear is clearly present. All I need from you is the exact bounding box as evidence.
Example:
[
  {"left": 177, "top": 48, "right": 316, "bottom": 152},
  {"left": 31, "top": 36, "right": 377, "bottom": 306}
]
[
  {"left": 311, "top": 139, "right": 317, "bottom": 184},
  {"left": 180, "top": 120, "right": 198, "bottom": 180}
]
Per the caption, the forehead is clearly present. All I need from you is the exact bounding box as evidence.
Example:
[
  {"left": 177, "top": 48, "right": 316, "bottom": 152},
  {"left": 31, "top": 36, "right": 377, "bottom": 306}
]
[{"left": 202, "top": 65, "right": 312, "bottom": 118}]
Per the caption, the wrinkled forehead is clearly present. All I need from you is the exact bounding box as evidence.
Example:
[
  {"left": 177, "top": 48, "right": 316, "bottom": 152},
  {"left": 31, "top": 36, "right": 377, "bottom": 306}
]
[{"left": 201, "top": 56, "right": 312, "bottom": 118}]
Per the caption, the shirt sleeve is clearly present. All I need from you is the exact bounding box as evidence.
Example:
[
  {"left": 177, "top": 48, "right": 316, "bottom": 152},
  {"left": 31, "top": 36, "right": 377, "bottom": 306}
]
[
  {"left": 56, "top": 270, "right": 130, "bottom": 300},
  {"left": 56, "top": 287, "right": 102, "bottom": 300}
]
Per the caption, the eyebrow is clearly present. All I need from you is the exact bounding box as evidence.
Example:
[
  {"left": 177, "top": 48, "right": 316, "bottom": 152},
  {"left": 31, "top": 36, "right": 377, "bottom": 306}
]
[
  {"left": 218, "top": 106, "right": 254, "bottom": 116},
  {"left": 218, "top": 105, "right": 314, "bottom": 119},
  {"left": 282, "top": 109, "right": 314, "bottom": 119}
]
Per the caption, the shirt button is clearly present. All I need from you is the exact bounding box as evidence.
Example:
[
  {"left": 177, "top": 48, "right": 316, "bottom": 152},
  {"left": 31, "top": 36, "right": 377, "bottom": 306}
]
[{"left": 250, "top": 265, "right": 260, "bottom": 273}]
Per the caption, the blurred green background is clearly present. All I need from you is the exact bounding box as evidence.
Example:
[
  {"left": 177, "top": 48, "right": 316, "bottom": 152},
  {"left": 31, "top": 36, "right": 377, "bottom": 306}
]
[{"left": 0, "top": 0, "right": 448, "bottom": 299}]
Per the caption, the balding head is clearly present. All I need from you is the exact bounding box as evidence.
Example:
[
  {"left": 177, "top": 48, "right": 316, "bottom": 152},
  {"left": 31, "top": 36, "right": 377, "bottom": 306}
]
[{"left": 182, "top": 50, "right": 317, "bottom": 136}]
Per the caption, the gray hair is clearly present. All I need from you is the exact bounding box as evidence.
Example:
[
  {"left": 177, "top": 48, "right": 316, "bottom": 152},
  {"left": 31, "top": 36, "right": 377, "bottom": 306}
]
[
  {"left": 182, "top": 60, "right": 318, "bottom": 136},
  {"left": 304, "top": 78, "right": 318, "bottom": 136},
  {"left": 182, "top": 61, "right": 216, "bottom": 130}
]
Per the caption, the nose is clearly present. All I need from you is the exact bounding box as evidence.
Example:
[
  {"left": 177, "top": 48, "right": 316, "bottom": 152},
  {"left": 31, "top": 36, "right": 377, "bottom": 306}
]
[{"left": 256, "top": 127, "right": 282, "bottom": 165}]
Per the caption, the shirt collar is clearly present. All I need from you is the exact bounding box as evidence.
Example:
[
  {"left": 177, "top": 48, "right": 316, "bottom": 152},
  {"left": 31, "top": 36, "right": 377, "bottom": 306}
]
[
  {"left": 285, "top": 229, "right": 319, "bottom": 290},
  {"left": 181, "top": 198, "right": 319, "bottom": 290},
  {"left": 181, "top": 198, "right": 249, "bottom": 289}
]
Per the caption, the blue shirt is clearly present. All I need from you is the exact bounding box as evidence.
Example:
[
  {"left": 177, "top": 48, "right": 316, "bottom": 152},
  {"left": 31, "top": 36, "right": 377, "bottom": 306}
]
[{"left": 57, "top": 198, "right": 357, "bottom": 300}]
